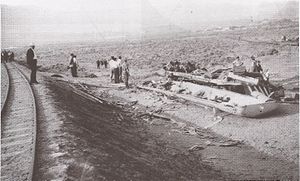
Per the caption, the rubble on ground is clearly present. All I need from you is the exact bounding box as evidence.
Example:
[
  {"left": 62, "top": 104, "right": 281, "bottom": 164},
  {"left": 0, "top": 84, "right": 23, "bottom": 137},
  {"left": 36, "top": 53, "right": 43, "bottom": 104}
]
[
  {"left": 85, "top": 73, "right": 98, "bottom": 78},
  {"left": 142, "top": 63, "right": 299, "bottom": 104},
  {"left": 258, "top": 48, "right": 279, "bottom": 57},
  {"left": 51, "top": 74, "right": 64, "bottom": 78},
  {"left": 39, "top": 63, "right": 68, "bottom": 72},
  {"left": 163, "top": 61, "right": 200, "bottom": 73}
]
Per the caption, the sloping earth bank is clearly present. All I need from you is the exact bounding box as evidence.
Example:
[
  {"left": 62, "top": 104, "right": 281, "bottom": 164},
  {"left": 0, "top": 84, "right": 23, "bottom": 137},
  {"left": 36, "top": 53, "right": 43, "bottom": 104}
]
[{"left": 15, "top": 64, "right": 299, "bottom": 180}]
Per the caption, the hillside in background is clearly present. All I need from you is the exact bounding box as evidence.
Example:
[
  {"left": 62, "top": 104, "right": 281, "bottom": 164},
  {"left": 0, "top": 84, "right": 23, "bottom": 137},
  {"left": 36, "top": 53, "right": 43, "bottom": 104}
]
[{"left": 1, "top": 1, "right": 299, "bottom": 48}]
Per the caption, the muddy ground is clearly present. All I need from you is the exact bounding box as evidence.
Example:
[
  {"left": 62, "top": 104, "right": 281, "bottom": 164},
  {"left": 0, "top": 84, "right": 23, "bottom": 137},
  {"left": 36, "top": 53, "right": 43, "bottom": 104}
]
[
  {"left": 33, "top": 76, "right": 226, "bottom": 180},
  {"left": 15, "top": 65, "right": 298, "bottom": 180},
  {"left": 10, "top": 19, "right": 299, "bottom": 180}
]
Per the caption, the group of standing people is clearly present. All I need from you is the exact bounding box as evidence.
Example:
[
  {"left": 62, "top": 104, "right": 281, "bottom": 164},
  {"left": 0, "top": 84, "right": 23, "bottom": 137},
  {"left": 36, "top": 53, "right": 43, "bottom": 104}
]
[
  {"left": 25, "top": 43, "right": 130, "bottom": 88},
  {"left": 232, "top": 55, "right": 269, "bottom": 82},
  {"left": 96, "top": 59, "right": 108, "bottom": 69},
  {"left": 109, "top": 56, "right": 130, "bottom": 88},
  {"left": 67, "top": 54, "right": 130, "bottom": 88},
  {"left": 232, "top": 55, "right": 264, "bottom": 73},
  {"left": 1, "top": 50, "right": 14, "bottom": 63},
  {"left": 249, "top": 56, "right": 263, "bottom": 73},
  {"left": 250, "top": 56, "right": 269, "bottom": 81}
]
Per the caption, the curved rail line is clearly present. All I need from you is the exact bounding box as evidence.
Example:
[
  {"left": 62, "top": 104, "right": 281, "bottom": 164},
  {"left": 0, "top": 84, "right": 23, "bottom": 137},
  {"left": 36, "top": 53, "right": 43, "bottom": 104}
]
[
  {"left": 1, "top": 62, "right": 37, "bottom": 181},
  {"left": 1, "top": 63, "right": 10, "bottom": 112}
]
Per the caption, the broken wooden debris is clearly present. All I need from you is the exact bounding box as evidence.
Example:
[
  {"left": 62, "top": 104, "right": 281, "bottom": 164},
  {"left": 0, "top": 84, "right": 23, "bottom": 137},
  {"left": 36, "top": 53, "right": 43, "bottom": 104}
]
[
  {"left": 227, "top": 72, "right": 259, "bottom": 85},
  {"left": 183, "top": 127, "right": 197, "bottom": 135},
  {"left": 51, "top": 74, "right": 64, "bottom": 78},
  {"left": 137, "top": 86, "right": 217, "bottom": 109},
  {"left": 188, "top": 144, "right": 206, "bottom": 151},
  {"left": 138, "top": 112, "right": 173, "bottom": 122},
  {"left": 218, "top": 141, "right": 241, "bottom": 147},
  {"left": 205, "top": 140, "right": 215, "bottom": 146}
]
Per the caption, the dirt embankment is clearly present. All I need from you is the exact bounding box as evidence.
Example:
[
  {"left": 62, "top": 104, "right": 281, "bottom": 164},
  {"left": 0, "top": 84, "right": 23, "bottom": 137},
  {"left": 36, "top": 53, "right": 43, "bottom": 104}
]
[
  {"left": 23, "top": 66, "right": 226, "bottom": 180},
  {"left": 16, "top": 63, "right": 298, "bottom": 180}
]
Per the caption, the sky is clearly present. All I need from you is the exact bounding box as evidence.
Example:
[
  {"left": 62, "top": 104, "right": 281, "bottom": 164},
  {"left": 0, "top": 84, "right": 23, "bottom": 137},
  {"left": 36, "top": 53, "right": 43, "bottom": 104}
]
[
  {"left": 2, "top": 0, "right": 293, "bottom": 28},
  {"left": 1, "top": 0, "right": 291, "bottom": 16},
  {"left": 1, "top": 0, "right": 298, "bottom": 47},
  {"left": 1, "top": 0, "right": 290, "bottom": 8}
]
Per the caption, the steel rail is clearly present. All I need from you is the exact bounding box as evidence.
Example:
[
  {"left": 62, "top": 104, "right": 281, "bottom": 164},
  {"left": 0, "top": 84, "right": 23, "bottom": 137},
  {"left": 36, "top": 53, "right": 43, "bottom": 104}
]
[{"left": 1, "top": 62, "right": 37, "bottom": 181}]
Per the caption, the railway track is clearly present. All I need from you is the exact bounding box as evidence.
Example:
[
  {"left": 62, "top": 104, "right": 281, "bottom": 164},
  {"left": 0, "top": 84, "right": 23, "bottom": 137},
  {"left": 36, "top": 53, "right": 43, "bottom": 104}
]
[
  {"left": 1, "top": 62, "right": 37, "bottom": 181},
  {"left": 1, "top": 63, "right": 10, "bottom": 111}
]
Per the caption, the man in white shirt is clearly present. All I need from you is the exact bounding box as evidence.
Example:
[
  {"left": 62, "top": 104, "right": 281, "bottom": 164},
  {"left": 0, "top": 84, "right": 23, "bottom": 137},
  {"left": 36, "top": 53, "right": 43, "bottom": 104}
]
[
  {"left": 117, "top": 56, "right": 123, "bottom": 82},
  {"left": 109, "top": 56, "right": 119, "bottom": 82}
]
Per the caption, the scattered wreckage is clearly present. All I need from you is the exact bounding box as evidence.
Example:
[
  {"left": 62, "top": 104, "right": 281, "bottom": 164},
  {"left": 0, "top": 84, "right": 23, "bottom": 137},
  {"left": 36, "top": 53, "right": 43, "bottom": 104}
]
[{"left": 141, "top": 62, "right": 290, "bottom": 118}]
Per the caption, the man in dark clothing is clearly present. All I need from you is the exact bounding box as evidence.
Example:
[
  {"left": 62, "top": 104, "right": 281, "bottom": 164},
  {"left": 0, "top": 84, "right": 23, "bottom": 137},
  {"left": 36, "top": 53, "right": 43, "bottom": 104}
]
[
  {"left": 96, "top": 60, "right": 100, "bottom": 69},
  {"left": 256, "top": 61, "right": 263, "bottom": 73},
  {"left": 250, "top": 56, "right": 258, "bottom": 72},
  {"left": 122, "top": 58, "right": 130, "bottom": 88},
  {"left": 3, "top": 50, "right": 9, "bottom": 63},
  {"left": 9, "top": 52, "right": 14, "bottom": 62},
  {"left": 26, "top": 44, "right": 38, "bottom": 84},
  {"left": 104, "top": 60, "right": 108, "bottom": 68},
  {"left": 1, "top": 51, "right": 4, "bottom": 63}
]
